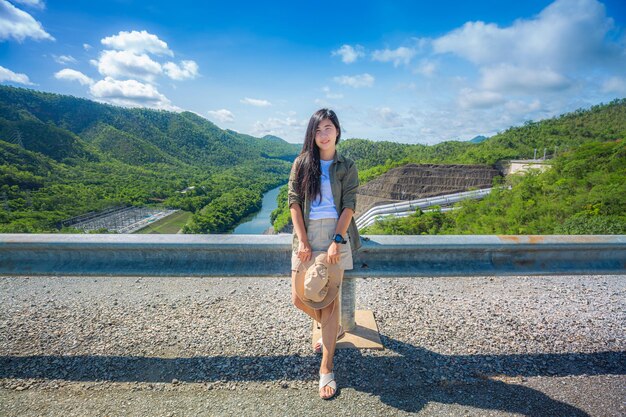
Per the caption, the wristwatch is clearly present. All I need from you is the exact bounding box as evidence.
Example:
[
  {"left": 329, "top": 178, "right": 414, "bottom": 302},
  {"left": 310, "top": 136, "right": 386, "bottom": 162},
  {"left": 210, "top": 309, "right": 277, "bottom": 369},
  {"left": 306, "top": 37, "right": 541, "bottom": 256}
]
[{"left": 332, "top": 233, "right": 347, "bottom": 244}]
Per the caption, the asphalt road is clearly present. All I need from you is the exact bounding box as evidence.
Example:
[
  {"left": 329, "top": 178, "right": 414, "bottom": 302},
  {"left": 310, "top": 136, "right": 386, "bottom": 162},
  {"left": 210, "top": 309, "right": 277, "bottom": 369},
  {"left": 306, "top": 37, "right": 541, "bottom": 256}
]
[{"left": 1, "top": 274, "right": 624, "bottom": 416}]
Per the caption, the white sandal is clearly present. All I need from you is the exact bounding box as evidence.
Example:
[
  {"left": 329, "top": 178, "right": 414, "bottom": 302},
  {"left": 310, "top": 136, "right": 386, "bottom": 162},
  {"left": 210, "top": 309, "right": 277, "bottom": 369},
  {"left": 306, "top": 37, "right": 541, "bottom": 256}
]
[
  {"left": 314, "top": 325, "right": 345, "bottom": 354},
  {"left": 319, "top": 372, "right": 337, "bottom": 400}
]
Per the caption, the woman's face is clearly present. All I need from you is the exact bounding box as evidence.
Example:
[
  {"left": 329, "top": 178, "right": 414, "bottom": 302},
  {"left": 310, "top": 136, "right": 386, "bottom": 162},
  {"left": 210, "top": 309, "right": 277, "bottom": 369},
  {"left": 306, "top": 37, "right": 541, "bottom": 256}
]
[{"left": 314, "top": 118, "right": 338, "bottom": 154}]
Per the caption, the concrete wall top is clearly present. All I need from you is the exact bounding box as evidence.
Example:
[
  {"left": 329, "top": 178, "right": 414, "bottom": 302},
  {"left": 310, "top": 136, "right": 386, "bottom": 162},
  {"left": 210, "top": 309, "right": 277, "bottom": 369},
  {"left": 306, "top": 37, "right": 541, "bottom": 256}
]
[{"left": 1, "top": 234, "right": 624, "bottom": 277}]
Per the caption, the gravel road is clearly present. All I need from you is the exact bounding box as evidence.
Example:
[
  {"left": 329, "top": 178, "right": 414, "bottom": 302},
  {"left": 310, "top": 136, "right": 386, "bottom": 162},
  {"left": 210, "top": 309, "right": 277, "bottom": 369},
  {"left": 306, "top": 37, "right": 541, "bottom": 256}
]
[{"left": 1, "top": 274, "right": 624, "bottom": 416}]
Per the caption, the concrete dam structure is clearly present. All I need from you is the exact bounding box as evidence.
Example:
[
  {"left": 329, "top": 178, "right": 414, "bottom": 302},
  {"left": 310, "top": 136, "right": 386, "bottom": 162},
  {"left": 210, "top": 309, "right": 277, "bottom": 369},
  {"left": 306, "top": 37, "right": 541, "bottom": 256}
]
[{"left": 355, "top": 163, "right": 501, "bottom": 216}]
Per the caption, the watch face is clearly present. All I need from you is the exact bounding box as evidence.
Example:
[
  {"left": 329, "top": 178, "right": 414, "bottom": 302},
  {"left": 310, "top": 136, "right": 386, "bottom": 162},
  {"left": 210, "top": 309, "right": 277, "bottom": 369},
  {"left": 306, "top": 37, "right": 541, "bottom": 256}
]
[{"left": 334, "top": 234, "right": 342, "bottom": 243}]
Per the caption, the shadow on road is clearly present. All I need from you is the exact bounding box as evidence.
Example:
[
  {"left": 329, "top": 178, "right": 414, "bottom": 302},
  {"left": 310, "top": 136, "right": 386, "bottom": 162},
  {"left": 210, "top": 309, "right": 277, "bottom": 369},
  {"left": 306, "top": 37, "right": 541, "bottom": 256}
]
[{"left": 2, "top": 335, "right": 624, "bottom": 415}]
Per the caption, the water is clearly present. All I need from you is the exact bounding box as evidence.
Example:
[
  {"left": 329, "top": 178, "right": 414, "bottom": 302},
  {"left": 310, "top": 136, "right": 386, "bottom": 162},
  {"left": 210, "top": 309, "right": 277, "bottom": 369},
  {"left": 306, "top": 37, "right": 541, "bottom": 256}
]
[{"left": 233, "top": 184, "right": 285, "bottom": 234}]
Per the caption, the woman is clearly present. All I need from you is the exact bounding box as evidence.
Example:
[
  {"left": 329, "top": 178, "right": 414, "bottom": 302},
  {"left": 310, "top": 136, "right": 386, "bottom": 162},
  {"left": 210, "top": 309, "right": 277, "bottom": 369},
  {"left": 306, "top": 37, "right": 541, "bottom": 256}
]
[{"left": 288, "top": 108, "right": 361, "bottom": 400}]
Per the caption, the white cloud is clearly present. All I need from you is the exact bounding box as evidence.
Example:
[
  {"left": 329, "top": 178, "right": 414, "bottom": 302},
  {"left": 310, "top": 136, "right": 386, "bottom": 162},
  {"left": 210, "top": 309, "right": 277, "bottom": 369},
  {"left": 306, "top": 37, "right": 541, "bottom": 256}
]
[
  {"left": 54, "top": 68, "right": 93, "bottom": 86},
  {"left": 207, "top": 109, "right": 234, "bottom": 123},
  {"left": 0, "top": 0, "right": 54, "bottom": 42},
  {"left": 601, "top": 76, "right": 626, "bottom": 94},
  {"left": 504, "top": 99, "right": 542, "bottom": 114},
  {"left": 60, "top": 30, "right": 200, "bottom": 113},
  {"left": 481, "top": 64, "right": 571, "bottom": 92},
  {"left": 11, "top": 0, "right": 44, "bottom": 8},
  {"left": 432, "top": 0, "right": 621, "bottom": 71},
  {"left": 52, "top": 54, "right": 76, "bottom": 65},
  {"left": 240, "top": 97, "right": 272, "bottom": 107},
  {"left": 425, "top": 0, "right": 624, "bottom": 125},
  {"left": 252, "top": 116, "right": 306, "bottom": 141},
  {"left": 415, "top": 59, "right": 436, "bottom": 76},
  {"left": 372, "top": 46, "right": 416, "bottom": 67},
  {"left": 0, "top": 65, "right": 33, "bottom": 85},
  {"left": 322, "top": 86, "right": 343, "bottom": 99},
  {"left": 458, "top": 88, "right": 505, "bottom": 109},
  {"left": 163, "top": 60, "right": 198, "bottom": 80},
  {"left": 96, "top": 49, "right": 162, "bottom": 81},
  {"left": 394, "top": 82, "right": 417, "bottom": 91},
  {"left": 369, "top": 107, "right": 412, "bottom": 128},
  {"left": 90, "top": 76, "right": 176, "bottom": 110},
  {"left": 407, "top": 97, "right": 557, "bottom": 144},
  {"left": 101, "top": 30, "right": 173, "bottom": 56},
  {"left": 333, "top": 73, "right": 374, "bottom": 88},
  {"left": 332, "top": 44, "right": 365, "bottom": 64},
  {"left": 313, "top": 98, "right": 330, "bottom": 107}
]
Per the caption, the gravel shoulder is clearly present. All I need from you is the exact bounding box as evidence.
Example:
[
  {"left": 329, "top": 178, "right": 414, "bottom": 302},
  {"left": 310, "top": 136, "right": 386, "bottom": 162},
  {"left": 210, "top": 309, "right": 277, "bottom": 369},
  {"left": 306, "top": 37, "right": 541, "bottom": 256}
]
[{"left": 1, "top": 274, "right": 624, "bottom": 416}]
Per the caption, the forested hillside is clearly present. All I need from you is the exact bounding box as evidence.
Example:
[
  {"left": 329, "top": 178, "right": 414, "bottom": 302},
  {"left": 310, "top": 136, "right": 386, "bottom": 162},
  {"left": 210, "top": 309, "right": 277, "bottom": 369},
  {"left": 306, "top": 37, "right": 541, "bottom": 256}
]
[
  {"left": 356, "top": 100, "right": 626, "bottom": 235},
  {"left": 363, "top": 139, "right": 625, "bottom": 235},
  {"left": 0, "top": 86, "right": 300, "bottom": 233}
]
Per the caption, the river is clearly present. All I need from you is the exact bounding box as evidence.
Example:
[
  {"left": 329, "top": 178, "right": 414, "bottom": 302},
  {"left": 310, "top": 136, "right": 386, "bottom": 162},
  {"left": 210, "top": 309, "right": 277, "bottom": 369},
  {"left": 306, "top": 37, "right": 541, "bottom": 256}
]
[{"left": 232, "top": 184, "right": 285, "bottom": 234}]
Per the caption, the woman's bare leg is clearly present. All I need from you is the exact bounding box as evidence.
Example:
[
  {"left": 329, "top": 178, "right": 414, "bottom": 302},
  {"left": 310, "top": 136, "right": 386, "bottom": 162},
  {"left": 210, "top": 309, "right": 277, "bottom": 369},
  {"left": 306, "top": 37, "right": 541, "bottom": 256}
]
[
  {"left": 291, "top": 269, "right": 342, "bottom": 398},
  {"left": 319, "top": 298, "right": 339, "bottom": 398}
]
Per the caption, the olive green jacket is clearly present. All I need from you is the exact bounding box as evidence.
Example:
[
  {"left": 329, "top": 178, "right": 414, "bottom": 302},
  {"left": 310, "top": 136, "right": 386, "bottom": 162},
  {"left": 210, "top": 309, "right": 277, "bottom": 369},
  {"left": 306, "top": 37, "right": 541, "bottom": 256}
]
[{"left": 288, "top": 151, "right": 362, "bottom": 254}]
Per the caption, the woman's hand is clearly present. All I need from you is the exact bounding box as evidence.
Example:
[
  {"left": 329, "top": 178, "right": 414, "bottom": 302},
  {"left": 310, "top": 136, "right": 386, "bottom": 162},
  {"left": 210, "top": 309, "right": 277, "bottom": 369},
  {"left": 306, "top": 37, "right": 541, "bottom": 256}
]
[
  {"left": 297, "top": 240, "right": 312, "bottom": 263},
  {"left": 327, "top": 242, "right": 341, "bottom": 265}
]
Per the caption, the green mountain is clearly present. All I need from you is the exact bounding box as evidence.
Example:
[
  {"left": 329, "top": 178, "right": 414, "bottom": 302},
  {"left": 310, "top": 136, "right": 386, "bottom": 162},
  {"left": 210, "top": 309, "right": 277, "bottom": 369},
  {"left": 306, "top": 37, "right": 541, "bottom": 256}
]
[
  {"left": 469, "top": 135, "right": 487, "bottom": 143},
  {"left": 262, "top": 134, "right": 288, "bottom": 143},
  {"left": 0, "top": 86, "right": 298, "bottom": 167},
  {"left": 0, "top": 85, "right": 300, "bottom": 233}
]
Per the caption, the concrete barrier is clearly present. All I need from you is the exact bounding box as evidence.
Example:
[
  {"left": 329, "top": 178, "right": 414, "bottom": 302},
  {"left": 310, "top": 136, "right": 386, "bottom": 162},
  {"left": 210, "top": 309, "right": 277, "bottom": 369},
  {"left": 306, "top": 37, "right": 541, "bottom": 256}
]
[
  {"left": 0, "top": 234, "right": 291, "bottom": 277},
  {"left": 1, "top": 234, "right": 624, "bottom": 332},
  {"left": 1, "top": 234, "right": 624, "bottom": 277},
  {"left": 355, "top": 235, "right": 626, "bottom": 277}
]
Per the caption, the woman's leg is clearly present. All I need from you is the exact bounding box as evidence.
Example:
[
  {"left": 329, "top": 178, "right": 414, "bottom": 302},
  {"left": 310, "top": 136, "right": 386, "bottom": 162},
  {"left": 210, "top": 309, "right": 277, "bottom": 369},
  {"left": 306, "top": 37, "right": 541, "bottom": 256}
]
[
  {"left": 291, "top": 270, "right": 321, "bottom": 322},
  {"left": 319, "top": 297, "right": 340, "bottom": 398}
]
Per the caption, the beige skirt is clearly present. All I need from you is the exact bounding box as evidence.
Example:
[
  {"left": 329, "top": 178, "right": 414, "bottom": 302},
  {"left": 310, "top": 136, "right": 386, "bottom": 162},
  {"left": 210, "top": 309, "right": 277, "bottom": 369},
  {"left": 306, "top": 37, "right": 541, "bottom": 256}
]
[{"left": 291, "top": 218, "right": 353, "bottom": 271}]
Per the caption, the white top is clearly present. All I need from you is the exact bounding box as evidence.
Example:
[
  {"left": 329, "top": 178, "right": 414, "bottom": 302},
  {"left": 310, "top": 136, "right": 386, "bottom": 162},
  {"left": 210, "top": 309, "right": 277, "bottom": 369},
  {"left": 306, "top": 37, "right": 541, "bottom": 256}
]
[{"left": 309, "top": 159, "right": 338, "bottom": 220}]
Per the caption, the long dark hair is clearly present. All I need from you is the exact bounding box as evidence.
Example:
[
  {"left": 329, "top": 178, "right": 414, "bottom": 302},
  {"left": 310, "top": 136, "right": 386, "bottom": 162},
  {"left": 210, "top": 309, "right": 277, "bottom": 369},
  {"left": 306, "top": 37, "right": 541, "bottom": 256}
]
[{"left": 294, "top": 108, "right": 342, "bottom": 203}]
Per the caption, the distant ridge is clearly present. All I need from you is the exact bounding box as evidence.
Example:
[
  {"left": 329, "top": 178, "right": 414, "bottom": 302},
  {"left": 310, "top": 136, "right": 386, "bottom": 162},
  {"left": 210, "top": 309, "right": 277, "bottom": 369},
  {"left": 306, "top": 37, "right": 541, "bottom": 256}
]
[
  {"left": 469, "top": 135, "right": 487, "bottom": 143},
  {"left": 0, "top": 85, "right": 300, "bottom": 166},
  {"left": 262, "top": 134, "right": 288, "bottom": 143}
]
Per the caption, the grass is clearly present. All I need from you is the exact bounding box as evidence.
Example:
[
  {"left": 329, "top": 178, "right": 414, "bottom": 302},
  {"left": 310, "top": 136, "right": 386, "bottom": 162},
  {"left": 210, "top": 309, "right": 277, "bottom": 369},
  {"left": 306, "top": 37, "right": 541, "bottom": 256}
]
[{"left": 134, "top": 210, "right": 192, "bottom": 234}]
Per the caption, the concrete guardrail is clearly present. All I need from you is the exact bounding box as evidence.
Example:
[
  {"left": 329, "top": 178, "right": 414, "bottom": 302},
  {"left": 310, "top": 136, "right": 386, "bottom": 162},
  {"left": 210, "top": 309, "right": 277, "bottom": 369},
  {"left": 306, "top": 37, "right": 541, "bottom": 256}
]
[
  {"left": 355, "top": 188, "right": 494, "bottom": 229},
  {"left": 1, "top": 234, "right": 624, "bottom": 331}
]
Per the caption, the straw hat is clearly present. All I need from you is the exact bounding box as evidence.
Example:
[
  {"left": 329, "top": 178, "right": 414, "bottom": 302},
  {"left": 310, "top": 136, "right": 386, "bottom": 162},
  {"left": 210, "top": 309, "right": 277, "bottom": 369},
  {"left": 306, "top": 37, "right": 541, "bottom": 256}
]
[{"left": 294, "top": 251, "right": 343, "bottom": 310}]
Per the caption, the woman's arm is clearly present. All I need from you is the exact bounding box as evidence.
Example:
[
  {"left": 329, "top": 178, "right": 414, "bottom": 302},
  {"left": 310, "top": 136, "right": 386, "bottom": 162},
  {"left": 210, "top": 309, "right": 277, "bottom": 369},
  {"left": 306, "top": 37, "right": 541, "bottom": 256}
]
[
  {"left": 333, "top": 207, "right": 354, "bottom": 237},
  {"left": 327, "top": 207, "right": 353, "bottom": 264},
  {"left": 335, "top": 159, "right": 358, "bottom": 236},
  {"left": 288, "top": 159, "right": 312, "bottom": 262},
  {"left": 290, "top": 203, "right": 312, "bottom": 262},
  {"left": 328, "top": 160, "right": 358, "bottom": 264},
  {"left": 290, "top": 201, "right": 307, "bottom": 237}
]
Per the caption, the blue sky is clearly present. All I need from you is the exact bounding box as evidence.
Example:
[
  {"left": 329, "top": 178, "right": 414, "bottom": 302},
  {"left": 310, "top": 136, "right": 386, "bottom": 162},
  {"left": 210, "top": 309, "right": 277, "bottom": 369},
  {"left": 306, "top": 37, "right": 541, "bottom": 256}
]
[{"left": 1, "top": 0, "right": 625, "bottom": 144}]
